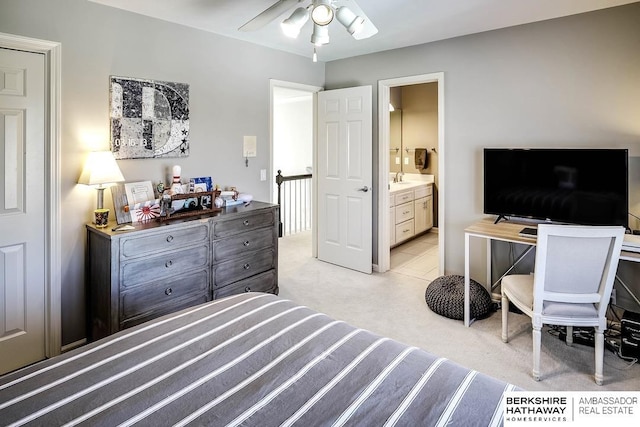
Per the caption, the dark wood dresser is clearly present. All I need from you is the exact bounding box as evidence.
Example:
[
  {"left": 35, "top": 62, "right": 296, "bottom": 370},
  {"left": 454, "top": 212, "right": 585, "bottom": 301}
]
[{"left": 86, "top": 202, "right": 279, "bottom": 340}]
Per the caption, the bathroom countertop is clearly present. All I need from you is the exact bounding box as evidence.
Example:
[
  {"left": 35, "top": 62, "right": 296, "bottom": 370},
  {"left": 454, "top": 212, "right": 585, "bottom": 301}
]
[
  {"left": 389, "top": 173, "right": 434, "bottom": 194},
  {"left": 389, "top": 180, "right": 430, "bottom": 194}
]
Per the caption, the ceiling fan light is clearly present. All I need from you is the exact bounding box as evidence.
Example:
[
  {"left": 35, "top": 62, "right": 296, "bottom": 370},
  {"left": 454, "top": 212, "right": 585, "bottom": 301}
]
[
  {"left": 281, "top": 7, "right": 310, "bottom": 38},
  {"left": 311, "top": 24, "right": 330, "bottom": 46},
  {"left": 311, "top": 2, "right": 334, "bottom": 26},
  {"left": 336, "top": 7, "right": 365, "bottom": 35}
]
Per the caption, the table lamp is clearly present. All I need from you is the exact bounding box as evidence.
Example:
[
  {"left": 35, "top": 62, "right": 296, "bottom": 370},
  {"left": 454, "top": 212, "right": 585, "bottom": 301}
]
[{"left": 78, "top": 151, "right": 125, "bottom": 227}]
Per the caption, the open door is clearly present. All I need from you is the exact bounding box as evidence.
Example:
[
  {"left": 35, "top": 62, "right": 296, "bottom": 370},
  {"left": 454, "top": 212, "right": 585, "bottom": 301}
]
[{"left": 316, "top": 86, "right": 372, "bottom": 273}]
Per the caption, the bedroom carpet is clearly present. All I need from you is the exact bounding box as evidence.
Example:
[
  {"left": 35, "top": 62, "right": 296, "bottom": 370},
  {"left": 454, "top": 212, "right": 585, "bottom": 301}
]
[{"left": 277, "top": 231, "right": 640, "bottom": 392}]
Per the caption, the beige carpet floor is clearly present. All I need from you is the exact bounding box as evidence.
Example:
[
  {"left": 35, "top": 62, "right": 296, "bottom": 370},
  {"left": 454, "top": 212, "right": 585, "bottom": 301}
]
[{"left": 277, "top": 231, "right": 640, "bottom": 391}]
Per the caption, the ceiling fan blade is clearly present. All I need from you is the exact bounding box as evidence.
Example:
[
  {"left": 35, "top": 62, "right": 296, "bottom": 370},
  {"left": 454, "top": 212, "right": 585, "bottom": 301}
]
[
  {"left": 335, "top": 0, "right": 378, "bottom": 40},
  {"left": 239, "top": 0, "right": 305, "bottom": 32}
]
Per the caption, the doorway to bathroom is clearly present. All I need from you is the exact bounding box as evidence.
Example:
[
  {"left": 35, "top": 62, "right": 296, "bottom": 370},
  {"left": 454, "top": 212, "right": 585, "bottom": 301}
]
[{"left": 378, "top": 73, "right": 445, "bottom": 276}]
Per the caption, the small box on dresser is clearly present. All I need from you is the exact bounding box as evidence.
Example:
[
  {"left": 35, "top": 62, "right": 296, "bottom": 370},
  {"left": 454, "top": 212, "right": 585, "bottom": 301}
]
[{"left": 86, "top": 202, "right": 279, "bottom": 341}]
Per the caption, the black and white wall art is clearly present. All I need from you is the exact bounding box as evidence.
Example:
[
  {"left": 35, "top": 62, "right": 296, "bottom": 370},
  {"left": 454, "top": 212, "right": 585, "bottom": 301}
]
[{"left": 110, "top": 76, "right": 190, "bottom": 159}]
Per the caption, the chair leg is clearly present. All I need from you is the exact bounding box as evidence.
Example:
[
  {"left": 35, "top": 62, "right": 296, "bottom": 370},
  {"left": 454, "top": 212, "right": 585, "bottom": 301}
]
[
  {"left": 532, "top": 324, "right": 542, "bottom": 381},
  {"left": 566, "top": 326, "right": 573, "bottom": 346},
  {"left": 594, "top": 327, "right": 604, "bottom": 385},
  {"left": 501, "top": 294, "right": 509, "bottom": 343}
]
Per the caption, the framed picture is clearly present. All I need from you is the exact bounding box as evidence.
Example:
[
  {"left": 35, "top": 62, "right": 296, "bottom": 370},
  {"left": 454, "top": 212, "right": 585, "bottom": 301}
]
[
  {"left": 124, "top": 181, "right": 155, "bottom": 206},
  {"left": 109, "top": 76, "right": 190, "bottom": 159},
  {"left": 189, "top": 176, "right": 213, "bottom": 192},
  {"left": 110, "top": 184, "right": 131, "bottom": 224},
  {"left": 111, "top": 181, "right": 158, "bottom": 224}
]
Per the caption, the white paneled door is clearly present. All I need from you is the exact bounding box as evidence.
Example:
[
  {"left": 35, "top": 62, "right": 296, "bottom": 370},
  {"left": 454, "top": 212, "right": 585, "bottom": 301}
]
[
  {"left": 317, "top": 86, "right": 372, "bottom": 273},
  {"left": 0, "top": 48, "right": 46, "bottom": 374}
]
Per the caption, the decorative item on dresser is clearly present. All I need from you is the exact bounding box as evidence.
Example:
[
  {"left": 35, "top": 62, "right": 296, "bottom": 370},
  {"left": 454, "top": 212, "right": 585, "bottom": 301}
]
[{"left": 85, "top": 202, "right": 279, "bottom": 341}]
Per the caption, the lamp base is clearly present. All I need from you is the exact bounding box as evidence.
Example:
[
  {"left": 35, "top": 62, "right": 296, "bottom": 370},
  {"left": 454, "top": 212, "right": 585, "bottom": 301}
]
[{"left": 94, "top": 208, "right": 109, "bottom": 228}]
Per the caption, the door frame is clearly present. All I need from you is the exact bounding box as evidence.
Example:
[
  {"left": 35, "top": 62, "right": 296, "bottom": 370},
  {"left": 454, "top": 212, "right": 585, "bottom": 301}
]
[
  {"left": 0, "top": 32, "right": 62, "bottom": 357},
  {"left": 377, "top": 73, "right": 445, "bottom": 274},
  {"left": 269, "top": 79, "right": 322, "bottom": 255}
]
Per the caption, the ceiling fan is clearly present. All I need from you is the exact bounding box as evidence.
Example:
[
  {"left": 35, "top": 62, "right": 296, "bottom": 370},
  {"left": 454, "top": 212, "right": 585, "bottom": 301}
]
[{"left": 239, "top": 0, "right": 378, "bottom": 47}]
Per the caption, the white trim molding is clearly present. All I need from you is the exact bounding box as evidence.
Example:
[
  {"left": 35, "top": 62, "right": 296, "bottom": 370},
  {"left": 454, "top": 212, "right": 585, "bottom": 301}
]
[{"left": 0, "top": 32, "right": 62, "bottom": 357}]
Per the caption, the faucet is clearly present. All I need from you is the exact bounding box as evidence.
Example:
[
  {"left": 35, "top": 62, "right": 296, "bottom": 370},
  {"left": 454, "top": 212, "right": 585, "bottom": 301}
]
[{"left": 394, "top": 171, "right": 404, "bottom": 183}]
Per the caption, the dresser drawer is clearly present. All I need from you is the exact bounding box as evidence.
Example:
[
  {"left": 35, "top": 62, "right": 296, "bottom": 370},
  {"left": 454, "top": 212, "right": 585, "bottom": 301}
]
[
  {"left": 121, "top": 269, "right": 209, "bottom": 322},
  {"left": 120, "top": 222, "right": 209, "bottom": 259},
  {"left": 212, "top": 249, "right": 276, "bottom": 288},
  {"left": 212, "top": 227, "right": 275, "bottom": 262},
  {"left": 395, "top": 202, "right": 414, "bottom": 223},
  {"left": 212, "top": 210, "right": 275, "bottom": 238},
  {"left": 121, "top": 244, "right": 209, "bottom": 288},
  {"left": 213, "top": 269, "right": 277, "bottom": 299}
]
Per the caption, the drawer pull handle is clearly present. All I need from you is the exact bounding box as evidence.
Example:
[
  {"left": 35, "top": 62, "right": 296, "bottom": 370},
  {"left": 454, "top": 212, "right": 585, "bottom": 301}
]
[
  {"left": 165, "top": 288, "right": 173, "bottom": 296},
  {"left": 243, "top": 263, "right": 250, "bottom": 270},
  {"left": 244, "top": 286, "right": 251, "bottom": 292},
  {"left": 243, "top": 240, "right": 250, "bottom": 247},
  {"left": 166, "top": 235, "right": 174, "bottom": 243},
  {"left": 243, "top": 220, "right": 250, "bottom": 226},
  {"left": 403, "top": 229, "right": 411, "bottom": 233},
  {"left": 403, "top": 210, "right": 410, "bottom": 215},
  {"left": 165, "top": 260, "right": 173, "bottom": 268}
]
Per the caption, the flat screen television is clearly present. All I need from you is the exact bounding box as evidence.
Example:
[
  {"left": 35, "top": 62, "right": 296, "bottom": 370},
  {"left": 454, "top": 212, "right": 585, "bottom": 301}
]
[{"left": 483, "top": 148, "right": 628, "bottom": 227}]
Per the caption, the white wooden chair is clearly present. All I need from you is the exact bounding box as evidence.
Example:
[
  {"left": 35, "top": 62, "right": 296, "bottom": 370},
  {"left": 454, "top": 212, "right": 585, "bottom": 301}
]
[{"left": 501, "top": 224, "right": 625, "bottom": 385}]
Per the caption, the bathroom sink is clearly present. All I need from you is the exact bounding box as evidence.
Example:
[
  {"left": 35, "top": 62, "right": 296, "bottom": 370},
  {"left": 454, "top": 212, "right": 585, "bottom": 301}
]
[{"left": 389, "top": 181, "right": 425, "bottom": 192}]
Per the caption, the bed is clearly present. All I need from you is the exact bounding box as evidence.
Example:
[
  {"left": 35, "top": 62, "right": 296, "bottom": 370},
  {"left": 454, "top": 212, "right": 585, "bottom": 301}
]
[{"left": 1, "top": 293, "right": 516, "bottom": 426}]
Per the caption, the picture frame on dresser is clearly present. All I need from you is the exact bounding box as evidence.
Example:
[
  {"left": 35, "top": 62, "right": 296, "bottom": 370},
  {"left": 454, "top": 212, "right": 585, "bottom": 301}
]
[{"left": 111, "top": 181, "right": 161, "bottom": 224}]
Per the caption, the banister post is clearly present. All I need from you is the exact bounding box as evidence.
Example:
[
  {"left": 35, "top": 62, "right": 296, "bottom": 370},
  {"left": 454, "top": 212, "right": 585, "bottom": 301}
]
[{"left": 276, "top": 170, "right": 283, "bottom": 237}]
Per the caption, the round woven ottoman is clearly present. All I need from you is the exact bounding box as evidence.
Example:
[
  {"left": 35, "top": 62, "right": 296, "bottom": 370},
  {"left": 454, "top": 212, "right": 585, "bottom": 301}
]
[{"left": 425, "top": 275, "right": 492, "bottom": 320}]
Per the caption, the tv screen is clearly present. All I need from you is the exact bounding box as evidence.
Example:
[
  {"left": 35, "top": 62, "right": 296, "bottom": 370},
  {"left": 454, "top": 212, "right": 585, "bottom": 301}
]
[{"left": 483, "top": 148, "right": 628, "bottom": 227}]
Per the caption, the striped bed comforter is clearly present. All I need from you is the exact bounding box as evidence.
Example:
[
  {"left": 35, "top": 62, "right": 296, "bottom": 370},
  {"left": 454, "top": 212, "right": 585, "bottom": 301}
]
[{"left": 1, "top": 293, "right": 516, "bottom": 426}]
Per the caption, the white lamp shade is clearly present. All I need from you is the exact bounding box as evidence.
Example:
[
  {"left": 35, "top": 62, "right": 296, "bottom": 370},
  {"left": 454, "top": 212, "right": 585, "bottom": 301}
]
[
  {"left": 336, "top": 7, "right": 365, "bottom": 35},
  {"left": 311, "top": 2, "right": 334, "bottom": 26},
  {"left": 78, "top": 151, "right": 125, "bottom": 187},
  {"left": 311, "top": 24, "right": 330, "bottom": 46},
  {"left": 281, "top": 7, "right": 310, "bottom": 38}
]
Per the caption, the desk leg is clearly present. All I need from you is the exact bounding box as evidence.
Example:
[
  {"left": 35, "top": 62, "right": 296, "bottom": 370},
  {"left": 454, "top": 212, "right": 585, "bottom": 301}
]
[{"left": 464, "top": 232, "right": 471, "bottom": 327}]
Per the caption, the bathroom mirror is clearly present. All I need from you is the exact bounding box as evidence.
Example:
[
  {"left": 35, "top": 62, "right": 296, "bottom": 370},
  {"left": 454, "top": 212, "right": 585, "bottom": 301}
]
[{"left": 388, "top": 83, "right": 438, "bottom": 178}]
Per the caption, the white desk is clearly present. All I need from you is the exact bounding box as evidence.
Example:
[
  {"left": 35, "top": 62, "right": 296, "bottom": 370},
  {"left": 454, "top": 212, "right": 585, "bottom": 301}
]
[{"left": 463, "top": 219, "right": 640, "bottom": 327}]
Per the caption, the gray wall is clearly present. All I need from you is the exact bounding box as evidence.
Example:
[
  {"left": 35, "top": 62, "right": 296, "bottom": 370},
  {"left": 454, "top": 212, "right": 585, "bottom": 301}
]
[
  {"left": 0, "top": 0, "right": 325, "bottom": 345},
  {"left": 2, "top": 0, "right": 640, "bottom": 345},
  {"left": 325, "top": 3, "right": 640, "bottom": 308}
]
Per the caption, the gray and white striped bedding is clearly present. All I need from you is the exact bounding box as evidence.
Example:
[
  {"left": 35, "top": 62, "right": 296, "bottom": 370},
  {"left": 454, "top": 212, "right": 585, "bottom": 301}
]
[{"left": 1, "top": 293, "right": 516, "bottom": 426}]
